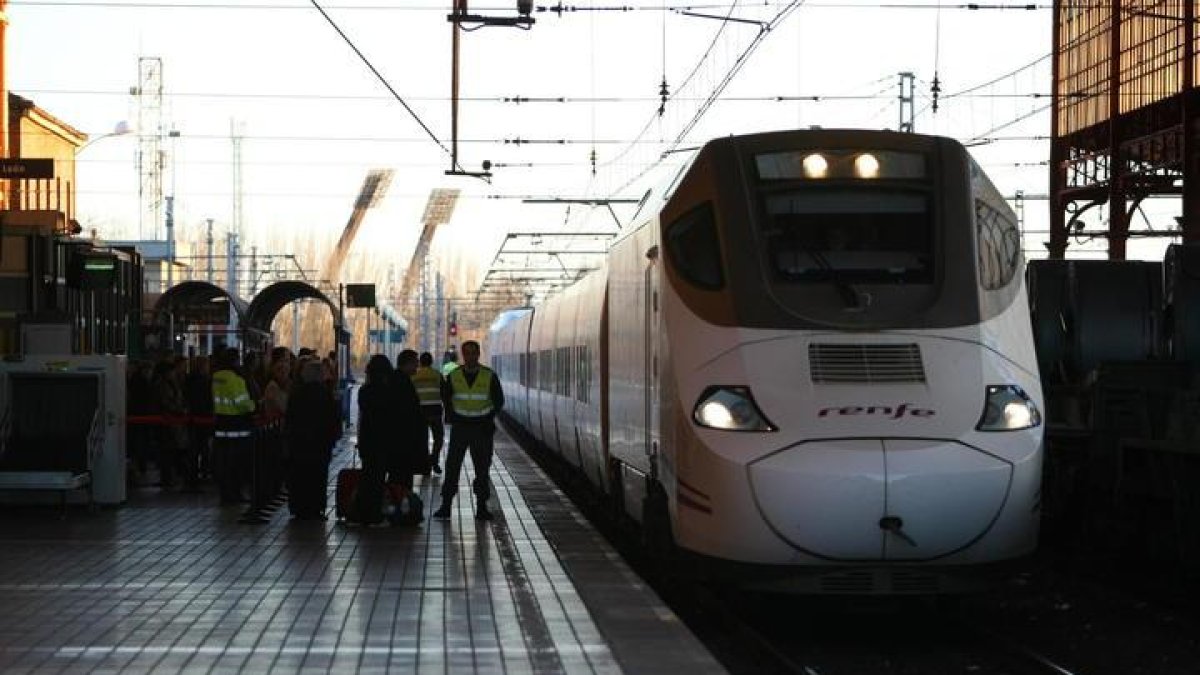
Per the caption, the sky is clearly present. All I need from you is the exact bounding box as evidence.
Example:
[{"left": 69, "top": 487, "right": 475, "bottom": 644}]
[{"left": 8, "top": 0, "right": 1155, "bottom": 308}]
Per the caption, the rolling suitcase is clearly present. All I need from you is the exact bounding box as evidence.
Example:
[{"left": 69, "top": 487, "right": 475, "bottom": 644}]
[{"left": 335, "top": 449, "right": 361, "bottom": 520}]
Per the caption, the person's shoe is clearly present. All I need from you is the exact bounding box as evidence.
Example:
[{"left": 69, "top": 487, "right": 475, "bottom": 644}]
[
  {"left": 475, "top": 506, "right": 494, "bottom": 521},
  {"left": 432, "top": 501, "right": 452, "bottom": 519},
  {"left": 432, "top": 463, "right": 443, "bottom": 475}
]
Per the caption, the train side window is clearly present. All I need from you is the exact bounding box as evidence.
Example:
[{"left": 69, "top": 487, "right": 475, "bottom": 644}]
[
  {"left": 976, "top": 200, "right": 1021, "bottom": 290},
  {"left": 666, "top": 202, "right": 725, "bottom": 290}
]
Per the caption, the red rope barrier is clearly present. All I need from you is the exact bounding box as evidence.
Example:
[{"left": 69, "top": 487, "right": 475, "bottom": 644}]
[{"left": 126, "top": 412, "right": 284, "bottom": 428}]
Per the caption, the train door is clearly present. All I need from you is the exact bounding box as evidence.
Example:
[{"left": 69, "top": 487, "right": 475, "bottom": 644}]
[{"left": 644, "top": 249, "right": 660, "bottom": 480}]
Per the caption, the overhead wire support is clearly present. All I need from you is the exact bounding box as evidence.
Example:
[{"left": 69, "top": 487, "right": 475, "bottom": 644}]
[
  {"left": 447, "top": 0, "right": 536, "bottom": 180},
  {"left": 675, "top": 9, "right": 769, "bottom": 29}
]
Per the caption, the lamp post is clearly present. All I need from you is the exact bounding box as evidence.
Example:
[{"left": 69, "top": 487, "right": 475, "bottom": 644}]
[
  {"left": 74, "top": 121, "right": 134, "bottom": 238},
  {"left": 76, "top": 121, "right": 133, "bottom": 154}
]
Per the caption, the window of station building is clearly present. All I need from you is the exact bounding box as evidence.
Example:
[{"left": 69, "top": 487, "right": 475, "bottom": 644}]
[
  {"left": 976, "top": 199, "right": 1021, "bottom": 290},
  {"left": 665, "top": 202, "right": 725, "bottom": 290}
]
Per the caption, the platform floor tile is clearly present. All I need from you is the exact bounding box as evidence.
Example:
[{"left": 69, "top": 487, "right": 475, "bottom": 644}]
[{"left": 0, "top": 426, "right": 721, "bottom": 674}]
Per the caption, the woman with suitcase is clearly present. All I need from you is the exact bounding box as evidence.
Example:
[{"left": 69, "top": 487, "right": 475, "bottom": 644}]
[
  {"left": 348, "top": 354, "right": 399, "bottom": 525},
  {"left": 285, "top": 359, "right": 339, "bottom": 520}
]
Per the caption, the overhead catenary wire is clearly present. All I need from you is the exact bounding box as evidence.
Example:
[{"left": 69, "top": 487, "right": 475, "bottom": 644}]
[
  {"left": 25, "top": 87, "right": 1081, "bottom": 102},
  {"left": 4, "top": 1, "right": 1062, "bottom": 9},
  {"left": 307, "top": 0, "right": 454, "bottom": 164}
]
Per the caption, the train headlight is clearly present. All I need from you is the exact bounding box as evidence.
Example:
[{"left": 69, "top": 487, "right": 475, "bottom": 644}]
[
  {"left": 854, "top": 153, "right": 881, "bottom": 179},
  {"left": 976, "top": 385, "right": 1041, "bottom": 431},
  {"left": 802, "top": 153, "right": 828, "bottom": 179},
  {"left": 693, "top": 386, "right": 777, "bottom": 432}
]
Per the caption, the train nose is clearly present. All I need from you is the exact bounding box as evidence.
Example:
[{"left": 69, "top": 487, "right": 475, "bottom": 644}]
[{"left": 747, "top": 439, "right": 1012, "bottom": 561}]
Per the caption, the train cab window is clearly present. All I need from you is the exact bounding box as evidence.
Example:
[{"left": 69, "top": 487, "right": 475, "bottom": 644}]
[
  {"left": 666, "top": 202, "right": 725, "bottom": 290},
  {"left": 760, "top": 189, "right": 933, "bottom": 284},
  {"left": 976, "top": 200, "right": 1021, "bottom": 290}
]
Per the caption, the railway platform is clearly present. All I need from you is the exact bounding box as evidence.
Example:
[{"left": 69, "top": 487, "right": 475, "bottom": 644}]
[{"left": 0, "top": 428, "right": 723, "bottom": 674}]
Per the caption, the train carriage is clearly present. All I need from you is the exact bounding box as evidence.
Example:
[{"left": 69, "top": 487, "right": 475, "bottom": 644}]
[{"left": 489, "top": 128, "right": 1044, "bottom": 594}]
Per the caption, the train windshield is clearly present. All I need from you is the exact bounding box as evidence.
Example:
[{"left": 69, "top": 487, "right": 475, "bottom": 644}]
[{"left": 759, "top": 189, "right": 933, "bottom": 284}]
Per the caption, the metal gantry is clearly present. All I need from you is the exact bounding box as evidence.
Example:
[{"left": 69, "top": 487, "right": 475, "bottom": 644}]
[
  {"left": 474, "top": 231, "right": 616, "bottom": 307},
  {"left": 1049, "top": 0, "right": 1200, "bottom": 259}
]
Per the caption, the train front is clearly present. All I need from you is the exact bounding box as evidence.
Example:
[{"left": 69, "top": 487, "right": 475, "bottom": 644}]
[{"left": 660, "top": 129, "right": 1043, "bottom": 594}]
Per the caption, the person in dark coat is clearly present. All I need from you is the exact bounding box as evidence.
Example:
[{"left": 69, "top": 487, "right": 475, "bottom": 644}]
[
  {"left": 392, "top": 350, "right": 433, "bottom": 489},
  {"left": 286, "top": 360, "right": 339, "bottom": 520},
  {"left": 184, "top": 355, "right": 213, "bottom": 485},
  {"left": 352, "top": 354, "right": 399, "bottom": 525},
  {"left": 152, "top": 358, "right": 189, "bottom": 488},
  {"left": 127, "top": 360, "right": 155, "bottom": 484}
]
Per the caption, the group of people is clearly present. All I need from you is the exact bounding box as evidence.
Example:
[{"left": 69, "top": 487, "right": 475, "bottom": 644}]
[
  {"left": 126, "top": 339, "right": 506, "bottom": 525},
  {"left": 353, "top": 340, "right": 505, "bottom": 524},
  {"left": 128, "top": 346, "right": 343, "bottom": 518}
]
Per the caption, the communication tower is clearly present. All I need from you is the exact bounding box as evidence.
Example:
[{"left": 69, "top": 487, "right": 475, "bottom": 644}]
[{"left": 134, "top": 57, "right": 164, "bottom": 240}]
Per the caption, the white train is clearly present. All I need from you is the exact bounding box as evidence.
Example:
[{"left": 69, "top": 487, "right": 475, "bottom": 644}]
[{"left": 488, "top": 129, "right": 1044, "bottom": 594}]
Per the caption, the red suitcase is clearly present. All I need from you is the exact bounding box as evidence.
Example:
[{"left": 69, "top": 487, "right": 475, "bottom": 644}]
[{"left": 335, "top": 467, "right": 361, "bottom": 520}]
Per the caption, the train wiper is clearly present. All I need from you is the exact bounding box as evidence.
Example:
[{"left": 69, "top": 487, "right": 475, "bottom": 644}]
[{"left": 803, "top": 247, "right": 862, "bottom": 310}]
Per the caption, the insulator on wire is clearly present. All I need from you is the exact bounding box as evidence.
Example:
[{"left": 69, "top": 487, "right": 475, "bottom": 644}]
[
  {"left": 931, "top": 74, "right": 942, "bottom": 114},
  {"left": 590, "top": 148, "right": 597, "bottom": 175},
  {"left": 658, "top": 78, "right": 670, "bottom": 117}
]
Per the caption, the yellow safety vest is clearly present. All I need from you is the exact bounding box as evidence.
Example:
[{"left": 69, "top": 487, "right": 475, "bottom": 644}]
[
  {"left": 212, "top": 370, "right": 255, "bottom": 438},
  {"left": 449, "top": 367, "right": 494, "bottom": 418},
  {"left": 411, "top": 367, "right": 443, "bottom": 407}
]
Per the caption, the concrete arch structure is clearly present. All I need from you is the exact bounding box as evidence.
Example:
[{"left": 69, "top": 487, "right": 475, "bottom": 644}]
[
  {"left": 152, "top": 280, "right": 248, "bottom": 326},
  {"left": 244, "top": 280, "right": 342, "bottom": 346}
]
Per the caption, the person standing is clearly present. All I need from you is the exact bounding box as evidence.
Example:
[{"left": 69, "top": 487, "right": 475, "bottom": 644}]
[
  {"left": 152, "top": 358, "right": 188, "bottom": 489},
  {"left": 353, "top": 355, "right": 399, "bottom": 525},
  {"left": 432, "top": 340, "right": 505, "bottom": 521},
  {"left": 285, "top": 360, "right": 339, "bottom": 520},
  {"left": 440, "top": 348, "right": 459, "bottom": 377},
  {"left": 411, "top": 352, "right": 446, "bottom": 474},
  {"left": 184, "top": 356, "right": 213, "bottom": 485},
  {"left": 212, "top": 348, "right": 256, "bottom": 505},
  {"left": 392, "top": 350, "right": 433, "bottom": 489}
]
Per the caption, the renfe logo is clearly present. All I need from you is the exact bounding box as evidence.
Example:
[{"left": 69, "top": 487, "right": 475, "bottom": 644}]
[{"left": 818, "top": 403, "right": 935, "bottom": 419}]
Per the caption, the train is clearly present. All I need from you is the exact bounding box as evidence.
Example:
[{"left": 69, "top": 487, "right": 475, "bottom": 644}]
[{"left": 487, "top": 128, "right": 1044, "bottom": 594}]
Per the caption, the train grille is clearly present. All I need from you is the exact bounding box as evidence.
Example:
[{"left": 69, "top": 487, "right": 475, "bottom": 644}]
[
  {"left": 818, "top": 571, "right": 875, "bottom": 594},
  {"left": 808, "top": 343, "right": 926, "bottom": 384}
]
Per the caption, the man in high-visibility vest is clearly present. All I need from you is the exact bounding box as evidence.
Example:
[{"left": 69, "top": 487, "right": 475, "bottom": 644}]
[
  {"left": 412, "top": 352, "right": 446, "bottom": 474},
  {"left": 440, "top": 347, "right": 459, "bottom": 377},
  {"left": 211, "top": 348, "right": 256, "bottom": 506},
  {"left": 432, "top": 340, "right": 505, "bottom": 520}
]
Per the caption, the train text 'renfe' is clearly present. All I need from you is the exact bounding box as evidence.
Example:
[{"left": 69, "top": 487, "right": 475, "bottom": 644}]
[{"left": 817, "top": 404, "right": 935, "bottom": 419}]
